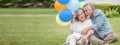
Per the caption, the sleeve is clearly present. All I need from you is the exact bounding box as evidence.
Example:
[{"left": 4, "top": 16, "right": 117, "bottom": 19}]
[
  {"left": 70, "top": 23, "right": 75, "bottom": 31},
  {"left": 70, "top": 22, "right": 77, "bottom": 31},
  {"left": 92, "top": 12, "right": 105, "bottom": 31},
  {"left": 70, "top": 24, "right": 74, "bottom": 31}
]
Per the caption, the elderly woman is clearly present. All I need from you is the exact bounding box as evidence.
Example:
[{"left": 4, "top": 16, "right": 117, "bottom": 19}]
[{"left": 64, "top": 8, "right": 93, "bottom": 45}]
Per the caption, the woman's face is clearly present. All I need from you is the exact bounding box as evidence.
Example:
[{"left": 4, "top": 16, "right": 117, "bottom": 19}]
[{"left": 77, "top": 12, "right": 86, "bottom": 22}]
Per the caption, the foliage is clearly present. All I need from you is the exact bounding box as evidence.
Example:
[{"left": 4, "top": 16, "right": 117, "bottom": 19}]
[
  {"left": 105, "top": 7, "right": 119, "bottom": 18},
  {"left": 94, "top": 4, "right": 120, "bottom": 13}
]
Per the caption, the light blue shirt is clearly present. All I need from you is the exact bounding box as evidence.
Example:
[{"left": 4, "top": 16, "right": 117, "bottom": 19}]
[{"left": 91, "top": 9, "right": 112, "bottom": 39}]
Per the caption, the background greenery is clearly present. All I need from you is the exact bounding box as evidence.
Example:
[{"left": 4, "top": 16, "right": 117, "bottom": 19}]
[
  {"left": 0, "top": 0, "right": 54, "bottom": 8},
  {"left": 0, "top": 0, "right": 120, "bottom": 17},
  {"left": 0, "top": 8, "right": 57, "bottom": 14},
  {"left": 0, "top": 0, "right": 119, "bottom": 45},
  {"left": 94, "top": 4, "right": 120, "bottom": 17}
]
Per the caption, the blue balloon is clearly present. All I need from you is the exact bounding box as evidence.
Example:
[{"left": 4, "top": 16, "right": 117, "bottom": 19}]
[
  {"left": 68, "top": 0, "right": 80, "bottom": 11},
  {"left": 58, "top": 0, "right": 70, "bottom": 4},
  {"left": 79, "top": 0, "right": 85, "bottom": 2},
  {"left": 59, "top": 9, "right": 72, "bottom": 22}
]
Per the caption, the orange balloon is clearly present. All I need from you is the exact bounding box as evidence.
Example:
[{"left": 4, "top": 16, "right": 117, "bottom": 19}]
[{"left": 54, "top": 1, "right": 67, "bottom": 12}]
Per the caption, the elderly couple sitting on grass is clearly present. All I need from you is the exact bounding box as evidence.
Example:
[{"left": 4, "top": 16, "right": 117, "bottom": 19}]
[{"left": 63, "top": 3, "right": 118, "bottom": 45}]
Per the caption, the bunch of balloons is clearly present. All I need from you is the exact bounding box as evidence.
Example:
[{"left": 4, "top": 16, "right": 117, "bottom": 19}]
[{"left": 54, "top": 0, "right": 85, "bottom": 26}]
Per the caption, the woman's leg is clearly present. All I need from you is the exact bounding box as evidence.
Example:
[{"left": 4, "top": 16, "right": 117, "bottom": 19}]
[
  {"left": 69, "top": 36, "right": 77, "bottom": 45},
  {"left": 77, "top": 30, "right": 93, "bottom": 44},
  {"left": 64, "top": 35, "right": 72, "bottom": 44},
  {"left": 64, "top": 34, "right": 79, "bottom": 45}
]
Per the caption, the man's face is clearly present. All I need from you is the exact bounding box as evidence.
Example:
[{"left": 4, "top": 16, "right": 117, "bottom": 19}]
[{"left": 83, "top": 6, "right": 94, "bottom": 18}]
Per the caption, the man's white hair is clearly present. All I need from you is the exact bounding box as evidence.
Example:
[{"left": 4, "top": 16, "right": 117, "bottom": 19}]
[{"left": 83, "top": 3, "right": 94, "bottom": 10}]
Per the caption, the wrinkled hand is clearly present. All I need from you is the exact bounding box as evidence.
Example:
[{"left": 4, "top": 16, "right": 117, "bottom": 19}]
[
  {"left": 77, "top": 36, "right": 87, "bottom": 44},
  {"left": 71, "top": 12, "right": 77, "bottom": 23},
  {"left": 80, "top": 36, "right": 87, "bottom": 43},
  {"left": 81, "top": 28, "right": 88, "bottom": 35},
  {"left": 73, "top": 12, "right": 77, "bottom": 19}
]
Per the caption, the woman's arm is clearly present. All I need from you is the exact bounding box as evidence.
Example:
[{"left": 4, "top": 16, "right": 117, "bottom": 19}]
[
  {"left": 68, "top": 23, "right": 73, "bottom": 34},
  {"left": 84, "top": 30, "right": 93, "bottom": 39},
  {"left": 79, "top": 30, "right": 93, "bottom": 43},
  {"left": 81, "top": 19, "right": 93, "bottom": 35},
  {"left": 81, "top": 26, "right": 92, "bottom": 35}
]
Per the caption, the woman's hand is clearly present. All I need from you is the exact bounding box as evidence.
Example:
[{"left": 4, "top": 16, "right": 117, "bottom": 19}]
[
  {"left": 71, "top": 12, "right": 77, "bottom": 23},
  {"left": 80, "top": 36, "right": 88, "bottom": 43},
  {"left": 81, "top": 28, "right": 88, "bottom": 35},
  {"left": 77, "top": 36, "right": 88, "bottom": 44},
  {"left": 73, "top": 12, "right": 77, "bottom": 19}
]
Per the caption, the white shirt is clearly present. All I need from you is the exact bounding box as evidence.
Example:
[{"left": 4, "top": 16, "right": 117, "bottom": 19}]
[{"left": 70, "top": 19, "right": 92, "bottom": 34}]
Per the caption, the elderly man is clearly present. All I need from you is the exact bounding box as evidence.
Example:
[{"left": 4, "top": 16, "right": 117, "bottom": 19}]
[{"left": 79, "top": 3, "right": 118, "bottom": 45}]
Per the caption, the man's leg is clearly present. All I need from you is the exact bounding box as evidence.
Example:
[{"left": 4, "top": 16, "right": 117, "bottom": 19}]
[
  {"left": 89, "top": 34, "right": 103, "bottom": 44},
  {"left": 103, "top": 32, "right": 118, "bottom": 44}
]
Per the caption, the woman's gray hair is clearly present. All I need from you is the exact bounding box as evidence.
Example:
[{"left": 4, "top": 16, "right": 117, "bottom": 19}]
[
  {"left": 75, "top": 8, "right": 84, "bottom": 14},
  {"left": 83, "top": 3, "right": 94, "bottom": 10},
  {"left": 74, "top": 8, "right": 86, "bottom": 21}
]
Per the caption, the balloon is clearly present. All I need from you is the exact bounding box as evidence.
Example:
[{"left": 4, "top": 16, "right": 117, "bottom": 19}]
[
  {"left": 56, "top": 14, "right": 71, "bottom": 26},
  {"left": 80, "top": 1, "right": 85, "bottom": 8},
  {"left": 79, "top": 0, "right": 85, "bottom": 2},
  {"left": 68, "top": 0, "right": 80, "bottom": 11},
  {"left": 58, "top": 0, "right": 70, "bottom": 4},
  {"left": 59, "top": 9, "right": 72, "bottom": 22},
  {"left": 54, "top": 1, "right": 67, "bottom": 12}
]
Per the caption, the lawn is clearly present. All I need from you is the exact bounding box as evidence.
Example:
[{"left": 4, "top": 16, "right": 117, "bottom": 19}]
[
  {"left": 0, "top": 15, "right": 120, "bottom": 45},
  {"left": 0, "top": 8, "right": 57, "bottom": 14}
]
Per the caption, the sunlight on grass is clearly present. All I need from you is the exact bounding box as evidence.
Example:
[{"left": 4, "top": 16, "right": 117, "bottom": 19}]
[
  {"left": 0, "top": 8, "right": 57, "bottom": 14},
  {"left": 0, "top": 16, "right": 119, "bottom": 45}
]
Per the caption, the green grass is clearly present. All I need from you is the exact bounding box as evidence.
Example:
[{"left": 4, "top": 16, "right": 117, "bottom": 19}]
[
  {"left": 0, "top": 8, "right": 57, "bottom": 14},
  {"left": 0, "top": 15, "right": 120, "bottom": 45}
]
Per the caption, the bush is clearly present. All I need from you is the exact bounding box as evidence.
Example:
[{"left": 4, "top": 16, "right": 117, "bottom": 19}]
[
  {"left": 105, "top": 7, "right": 119, "bottom": 18},
  {"left": 0, "top": 0, "right": 54, "bottom": 8},
  {"left": 94, "top": 4, "right": 120, "bottom": 18},
  {"left": 94, "top": 4, "right": 120, "bottom": 15}
]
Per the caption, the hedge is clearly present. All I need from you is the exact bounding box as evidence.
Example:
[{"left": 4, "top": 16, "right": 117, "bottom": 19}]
[{"left": 94, "top": 4, "right": 120, "bottom": 14}]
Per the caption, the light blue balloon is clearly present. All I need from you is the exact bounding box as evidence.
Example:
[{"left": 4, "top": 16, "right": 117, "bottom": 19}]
[
  {"left": 68, "top": 0, "right": 80, "bottom": 11},
  {"left": 79, "top": 0, "right": 85, "bottom": 2}
]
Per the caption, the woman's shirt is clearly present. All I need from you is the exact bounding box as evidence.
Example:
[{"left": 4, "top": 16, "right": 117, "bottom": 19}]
[{"left": 70, "top": 19, "right": 92, "bottom": 33}]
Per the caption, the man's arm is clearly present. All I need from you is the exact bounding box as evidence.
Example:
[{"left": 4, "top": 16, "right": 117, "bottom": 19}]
[
  {"left": 92, "top": 11, "right": 105, "bottom": 31},
  {"left": 81, "top": 11, "right": 105, "bottom": 35}
]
